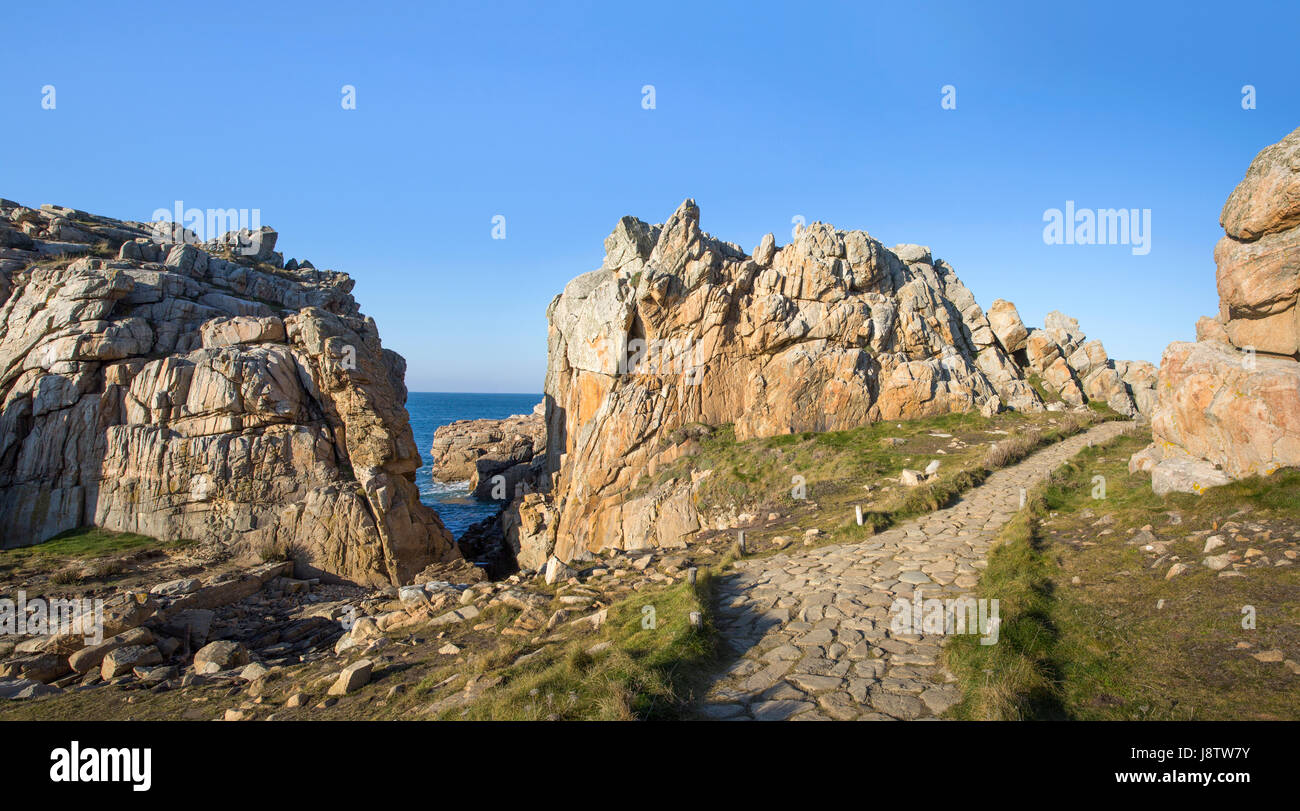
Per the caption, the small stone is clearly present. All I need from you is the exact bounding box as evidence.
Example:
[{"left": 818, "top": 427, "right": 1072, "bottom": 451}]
[
  {"left": 193, "top": 640, "right": 250, "bottom": 675},
  {"left": 101, "top": 645, "right": 162, "bottom": 679},
  {"left": 149, "top": 578, "right": 201, "bottom": 596},
  {"left": 328, "top": 659, "right": 373, "bottom": 696},
  {"left": 699, "top": 702, "right": 746, "bottom": 719},
  {"left": 239, "top": 663, "right": 269, "bottom": 682},
  {"left": 1203, "top": 554, "right": 1232, "bottom": 571},
  {"left": 543, "top": 556, "right": 578, "bottom": 585}
]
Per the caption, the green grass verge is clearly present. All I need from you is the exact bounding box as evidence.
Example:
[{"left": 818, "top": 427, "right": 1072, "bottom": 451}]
[
  {"left": 430, "top": 570, "right": 719, "bottom": 720},
  {"left": 1, "top": 527, "right": 183, "bottom": 561},
  {"left": 945, "top": 429, "right": 1300, "bottom": 720}
]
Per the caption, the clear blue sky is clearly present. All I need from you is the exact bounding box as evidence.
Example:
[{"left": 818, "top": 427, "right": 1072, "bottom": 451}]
[{"left": 4, "top": 1, "right": 1297, "bottom": 392}]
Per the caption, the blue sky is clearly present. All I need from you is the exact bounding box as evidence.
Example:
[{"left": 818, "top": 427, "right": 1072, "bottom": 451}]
[{"left": 4, "top": 1, "right": 1297, "bottom": 392}]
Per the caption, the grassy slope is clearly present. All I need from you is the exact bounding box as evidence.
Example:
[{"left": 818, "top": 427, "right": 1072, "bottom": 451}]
[
  {"left": 946, "top": 429, "right": 1300, "bottom": 720},
  {"left": 431, "top": 573, "right": 716, "bottom": 720},
  {"left": 0, "top": 528, "right": 195, "bottom": 593},
  {"left": 0, "top": 572, "right": 719, "bottom": 722},
  {"left": 674, "top": 409, "right": 1108, "bottom": 560}
]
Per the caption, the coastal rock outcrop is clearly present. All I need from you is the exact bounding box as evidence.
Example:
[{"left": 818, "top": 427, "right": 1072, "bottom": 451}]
[
  {"left": 429, "top": 403, "right": 547, "bottom": 500},
  {"left": 1132, "top": 126, "right": 1300, "bottom": 494},
  {"left": 0, "top": 199, "right": 457, "bottom": 585},
  {"left": 523, "top": 200, "right": 1147, "bottom": 564}
]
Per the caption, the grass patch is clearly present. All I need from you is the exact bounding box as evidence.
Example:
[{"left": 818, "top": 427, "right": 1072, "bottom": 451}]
[
  {"left": 821, "top": 409, "right": 1106, "bottom": 553},
  {"left": 442, "top": 571, "right": 718, "bottom": 720},
  {"left": 2, "top": 527, "right": 177, "bottom": 561},
  {"left": 946, "top": 429, "right": 1300, "bottom": 720},
  {"left": 0, "top": 528, "right": 193, "bottom": 588},
  {"left": 943, "top": 487, "right": 1069, "bottom": 719},
  {"left": 1026, "top": 374, "right": 1060, "bottom": 404},
  {"left": 649, "top": 409, "right": 1104, "bottom": 523}
]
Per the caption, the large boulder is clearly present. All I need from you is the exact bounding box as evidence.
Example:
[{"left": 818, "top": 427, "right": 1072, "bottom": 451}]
[
  {"left": 988, "top": 298, "right": 1029, "bottom": 355},
  {"left": 1133, "top": 126, "right": 1300, "bottom": 492},
  {"left": 0, "top": 199, "right": 457, "bottom": 586},
  {"left": 193, "top": 640, "right": 249, "bottom": 674},
  {"left": 1214, "top": 227, "right": 1300, "bottom": 356},
  {"left": 1213, "top": 126, "right": 1300, "bottom": 357},
  {"left": 1137, "top": 341, "right": 1300, "bottom": 480},
  {"left": 1220, "top": 126, "right": 1300, "bottom": 241}
]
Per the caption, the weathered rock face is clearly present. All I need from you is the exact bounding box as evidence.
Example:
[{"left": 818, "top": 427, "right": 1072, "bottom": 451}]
[
  {"left": 429, "top": 403, "right": 547, "bottom": 500},
  {"left": 526, "top": 200, "right": 1145, "bottom": 564},
  {"left": 987, "top": 298, "right": 1029, "bottom": 355},
  {"left": 1133, "top": 126, "right": 1300, "bottom": 493},
  {"left": 1215, "top": 127, "right": 1300, "bottom": 357},
  {"left": 0, "top": 199, "right": 457, "bottom": 585}
]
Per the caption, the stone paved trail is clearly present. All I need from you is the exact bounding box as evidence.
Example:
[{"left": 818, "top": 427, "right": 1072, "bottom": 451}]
[{"left": 698, "top": 420, "right": 1130, "bottom": 721}]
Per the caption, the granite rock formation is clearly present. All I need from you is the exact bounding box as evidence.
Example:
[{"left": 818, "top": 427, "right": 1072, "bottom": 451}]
[
  {"left": 1131, "top": 127, "right": 1300, "bottom": 494},
  {"left": 429, "top": 403, "right": 547, "bottom": 500},
  {"left": 0, "top": 199, "right": 457, "bottom": 585},
  {"left": 514, "top": 200, "right": 1147, "bottom": 564}
]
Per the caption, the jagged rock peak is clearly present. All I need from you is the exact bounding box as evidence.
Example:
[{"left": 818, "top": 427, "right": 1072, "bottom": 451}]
[{"left": 523, "top": 201, "right": 1148, "bottom": 564}]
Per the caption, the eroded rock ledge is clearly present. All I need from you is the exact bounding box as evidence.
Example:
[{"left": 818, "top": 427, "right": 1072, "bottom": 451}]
[
  {"left": 0, "top": 199, "right": 457, "bottom": 586},
  {"left": 1132, "top": 126, "right": 1300, "bottom": 494},
  {"left": 509, "top": 200, "right": 1152, "bottom": 565},
  {"left": 429, "top": 402, "right": 547, "bottom": 500}
]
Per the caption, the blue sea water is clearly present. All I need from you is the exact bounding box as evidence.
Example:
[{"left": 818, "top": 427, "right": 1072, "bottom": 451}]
[{"left": 407, "top": 392, "right": 542, "bottom": 538}]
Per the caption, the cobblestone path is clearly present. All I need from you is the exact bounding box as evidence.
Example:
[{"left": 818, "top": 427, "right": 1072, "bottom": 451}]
[{"left": 699, "top": 421, "right": 1130, "bottom": 720}]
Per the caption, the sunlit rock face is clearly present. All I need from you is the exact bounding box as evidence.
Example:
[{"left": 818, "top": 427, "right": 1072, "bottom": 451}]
[
  {"left": 0, "top": 199, "right": 457, "bottom": 586},
  {"left": 531, "top": 200, "right": 1143, "bottom": 563},
  {"left": 1132, "top": 126, "right": 1300, "bottom": 494}
]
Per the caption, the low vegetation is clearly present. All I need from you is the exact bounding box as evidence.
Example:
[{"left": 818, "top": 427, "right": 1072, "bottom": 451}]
[
  {"left": 2, "top": 409, "right": 1142, "bottom": 722},
  {"left": 670, "top": 408, "right": 1112, "bottom": 562},
  {"left": 0, "top": 528, "right": 195, "bottom": 595},
  {"left": 946, "top": 428, "right": 1300, "bottom": 720},
  {"left": 431, "top": 572, "right": 717, "bottom": 720}
]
